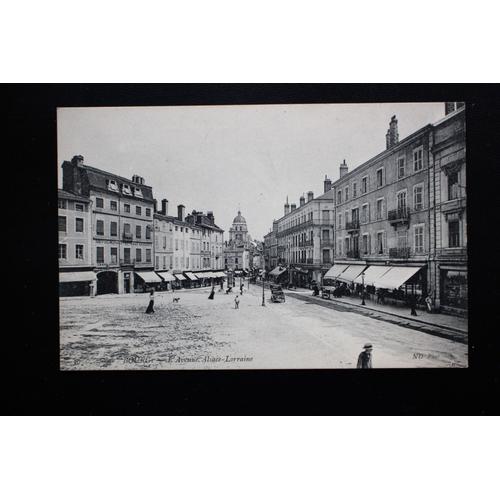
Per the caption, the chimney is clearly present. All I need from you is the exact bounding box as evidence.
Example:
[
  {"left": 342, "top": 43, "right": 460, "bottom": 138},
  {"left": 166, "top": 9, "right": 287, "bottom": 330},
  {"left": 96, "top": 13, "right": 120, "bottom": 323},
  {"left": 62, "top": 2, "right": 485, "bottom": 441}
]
[
  {"left": 161, "top": 199, "right": 168, "bottom": 215},
  {"left": 71, "top": 155, "right": 84, "bottom": 168},
  {"left": 153, "top": 199, "right": 158, "bottom": 213},
  {"left": 207, "top": 211, "right": 214, "bottom": 222},
  {"left": 324, "top": 175, "right": 332, "bottom": 193},
  {"left": 339, "top": 160, "right": 348, "bottom": 179},
  {"left": 307, "top": 191, "right": 314, "bottom": 202},
  {"left": 290, "top": 203, "right": 297, "bottom": 211},
  {"left": 284, "top": 196, "right": 290, "bottom": 216},
  {"left": 177, "top": 204, "right": 185, "bottom": 221},
  {"left": 386, "top": 115, "right": 399, "bottom": 149},
  {"left": 299, "top": 194, "right": 305, "bottom": 207},
  {"left": 273, "top": 220, "right": 278, "bottom": 232}
]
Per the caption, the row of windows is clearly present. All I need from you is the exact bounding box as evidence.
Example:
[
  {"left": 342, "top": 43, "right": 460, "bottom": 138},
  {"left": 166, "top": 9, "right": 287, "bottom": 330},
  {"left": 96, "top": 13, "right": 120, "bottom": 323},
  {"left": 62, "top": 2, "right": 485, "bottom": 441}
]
[
  {"left": 58, "top": 200, "right": 86, "bottom": 211},
  {"left": 337, "top": 225, "right": 426, "bottom": 256},
  {"left": 58, "top": 216, "right": 84, "bottom": 233},
  {"left": 95, "top": 220, "right": 151, "bottom": 239},
  {"left": 337, "top": 185, "right": 424, "bottom": 227},
  {"left": 95, "top": 197, "right": 152, "bottom": 217},
  {"left": 336, "top": 147, "right": 424, "bottom": 205},
  {"left": 58, "top": 243, "right": 84, "bottom": 259},
  {"left": 95, "top": 246, "right": 151, "bottom": 264}
]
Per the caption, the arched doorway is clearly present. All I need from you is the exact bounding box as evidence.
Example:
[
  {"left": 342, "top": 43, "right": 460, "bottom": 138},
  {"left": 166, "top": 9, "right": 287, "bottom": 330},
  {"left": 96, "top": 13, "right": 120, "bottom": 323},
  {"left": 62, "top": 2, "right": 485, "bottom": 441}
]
[{"left": 97, "top": 270, "right": 118, "bottom": 295}]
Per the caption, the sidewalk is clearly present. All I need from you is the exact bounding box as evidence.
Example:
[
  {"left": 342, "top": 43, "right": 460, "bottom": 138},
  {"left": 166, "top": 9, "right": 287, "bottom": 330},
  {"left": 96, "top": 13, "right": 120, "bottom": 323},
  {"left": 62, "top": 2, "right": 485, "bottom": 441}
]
[{"left": 328, "top": 294, "right": 467, "bottom": 333}]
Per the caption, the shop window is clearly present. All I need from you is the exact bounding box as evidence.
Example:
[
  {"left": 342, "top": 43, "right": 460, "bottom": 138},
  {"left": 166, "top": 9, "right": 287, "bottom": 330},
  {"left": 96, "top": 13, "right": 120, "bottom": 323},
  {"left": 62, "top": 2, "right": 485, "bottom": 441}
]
[{"left": 441, "top": 270, "right": 468, "bottom": 309}]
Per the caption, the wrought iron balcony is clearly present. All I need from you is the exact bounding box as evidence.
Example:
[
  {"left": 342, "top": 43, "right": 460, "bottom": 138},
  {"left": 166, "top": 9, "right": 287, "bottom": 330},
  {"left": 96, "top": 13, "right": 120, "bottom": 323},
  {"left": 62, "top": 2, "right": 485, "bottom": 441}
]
[
  {"left": 389, "top": 247, "right": 411, "bottom": 259},
  {"left": 388, "top": 208, "right": 410, "bottom": 225},
  {"left": 346, "top": 220, "right": 360, "bottom": 231},
  {"left": 320, "top": 238, "right": 333, "bottom": 247},
  {"left": 122, "top": 231, "right": 133, "bottom": 240},
  {"left": 346, "top": 249, "right": 360, "bottom": 259}
]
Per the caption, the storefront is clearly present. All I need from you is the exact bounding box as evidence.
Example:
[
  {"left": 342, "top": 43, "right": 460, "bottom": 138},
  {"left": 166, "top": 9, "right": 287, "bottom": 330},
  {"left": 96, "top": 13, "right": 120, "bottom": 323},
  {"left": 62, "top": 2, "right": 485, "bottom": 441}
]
[
  {"left": 156, "top": 271, "right": 176, "bottom": 290},
  {"left": 440, "top": 266, "right": 468, "bottom": 313},
  {"left": 59, "top": 271, "right": 97, "bottom": 297},
  {"left": 134, "top": 271, "right": 163, "bottom": 292}
]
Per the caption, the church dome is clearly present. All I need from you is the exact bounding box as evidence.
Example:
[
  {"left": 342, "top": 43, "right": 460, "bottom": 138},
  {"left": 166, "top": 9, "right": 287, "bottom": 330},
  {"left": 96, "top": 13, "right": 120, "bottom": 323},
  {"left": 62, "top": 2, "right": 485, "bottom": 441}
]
[{"left": 233, "top": 210, "right": 246, "bottom": 224}]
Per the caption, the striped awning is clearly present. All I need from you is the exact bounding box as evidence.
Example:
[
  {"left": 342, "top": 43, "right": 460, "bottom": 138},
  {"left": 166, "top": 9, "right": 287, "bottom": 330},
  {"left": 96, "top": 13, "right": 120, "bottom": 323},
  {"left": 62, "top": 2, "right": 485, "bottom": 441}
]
[
  {"left": 336, "top": 265, "right": 367, "bottom": 284},
  {"left": 323, "top": 264, "right": 349, "bottom": 280},
  {"left": 134, "top": 271, "right": 163, "bottom": 283},
  {"left": 374, "top": 266, "right": 423, "bottom": 290},
  {"left": 174, "top": 274, "right": 186, "bottom": 281},
  {"left": 157, "top": 271, "right": 176, "bottom": 282},
  {"left": 184, "top": 272, "right": 198, "bottom": 280}
]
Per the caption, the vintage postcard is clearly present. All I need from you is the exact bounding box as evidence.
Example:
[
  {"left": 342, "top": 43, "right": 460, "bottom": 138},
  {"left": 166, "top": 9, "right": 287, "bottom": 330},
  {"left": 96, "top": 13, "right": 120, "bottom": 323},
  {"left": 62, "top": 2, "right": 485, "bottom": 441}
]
[{"left": 58, "top": 102, "right": 468, "bottom": 370}]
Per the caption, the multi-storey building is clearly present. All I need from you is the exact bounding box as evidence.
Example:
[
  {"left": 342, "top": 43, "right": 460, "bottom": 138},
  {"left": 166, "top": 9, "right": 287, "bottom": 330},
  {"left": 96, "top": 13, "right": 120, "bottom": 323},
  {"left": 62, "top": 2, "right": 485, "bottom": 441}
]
[
  {"left": 332, "top": 116, "right": 432, "bottom": 296},
  {"left": 274, "top": 187, "right": 335, "bottom": 286},
  {"left": 58, "top": 189, "right": 96, "bottom": 296},
  {"left": 330, "top": 105, "right": 467, "bottom": 315},
  {"left": 263, "top": 221, "right": 279, "bottom": 272},
  {"left": 185, "top": 210, "right": 224, "bottom": 271},
  {"left": 430, "top": 104, "right": 466, "bottom": 314},
  {"left": 61, "top": 155, "right": 157, "bottom": 295}
]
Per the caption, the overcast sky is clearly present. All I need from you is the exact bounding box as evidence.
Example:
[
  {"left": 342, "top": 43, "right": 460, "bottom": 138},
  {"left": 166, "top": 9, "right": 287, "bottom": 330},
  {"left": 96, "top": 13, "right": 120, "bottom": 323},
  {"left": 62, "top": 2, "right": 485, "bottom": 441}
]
[{"left": 58, "top": 102, "right": 445, "bottom": 240}]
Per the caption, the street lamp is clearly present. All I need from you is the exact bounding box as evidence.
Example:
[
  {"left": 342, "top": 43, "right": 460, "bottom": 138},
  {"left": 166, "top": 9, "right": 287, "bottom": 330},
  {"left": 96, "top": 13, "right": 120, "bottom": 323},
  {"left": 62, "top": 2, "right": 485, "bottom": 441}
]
[
  {"left": 262, "top": 244, "right": 266, "bottom": 306},
  {"left": 361, "top": 271, "right": 366, "bottom": 306}
]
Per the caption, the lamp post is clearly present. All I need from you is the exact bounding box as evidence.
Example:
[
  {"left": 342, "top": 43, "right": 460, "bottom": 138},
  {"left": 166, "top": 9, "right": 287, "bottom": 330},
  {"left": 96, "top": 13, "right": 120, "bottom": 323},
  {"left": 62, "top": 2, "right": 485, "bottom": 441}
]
[
  {"left": 262, "top": 244, "right": 266, "bottom": 306},
  {"left": 361, "top": 271, "right": 366, "bottom": 306}
]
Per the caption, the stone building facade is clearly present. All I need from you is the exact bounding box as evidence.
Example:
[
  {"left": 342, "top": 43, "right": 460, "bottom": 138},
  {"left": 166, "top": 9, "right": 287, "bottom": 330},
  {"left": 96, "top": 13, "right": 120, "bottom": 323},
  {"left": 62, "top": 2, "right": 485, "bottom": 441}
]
[
  {"left": 223, "top": 211, "right": 253, "bottom": 271},
  {"left": 58, "top": 189, "right": 96, "bottom": 296},
  {"left": 61, "top": 155, "right": 155, "bottom": 295},
  {"left": 274, "top": 187, "right": 335, "bottom": 286}
]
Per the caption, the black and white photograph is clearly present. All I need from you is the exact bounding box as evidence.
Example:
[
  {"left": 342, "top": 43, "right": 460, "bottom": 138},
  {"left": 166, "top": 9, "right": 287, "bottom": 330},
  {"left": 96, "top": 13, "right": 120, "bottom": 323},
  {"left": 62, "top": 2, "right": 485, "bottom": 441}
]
[{"left": 58, "top": 101, "right": 468, "bottom": 370}]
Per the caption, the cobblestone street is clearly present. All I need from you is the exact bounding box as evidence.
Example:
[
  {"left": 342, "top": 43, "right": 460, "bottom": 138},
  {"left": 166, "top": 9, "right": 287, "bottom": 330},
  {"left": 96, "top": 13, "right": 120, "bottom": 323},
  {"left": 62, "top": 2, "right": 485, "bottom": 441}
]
[{"left": 60, "top": 285, "right": 468, "bottom": 370}]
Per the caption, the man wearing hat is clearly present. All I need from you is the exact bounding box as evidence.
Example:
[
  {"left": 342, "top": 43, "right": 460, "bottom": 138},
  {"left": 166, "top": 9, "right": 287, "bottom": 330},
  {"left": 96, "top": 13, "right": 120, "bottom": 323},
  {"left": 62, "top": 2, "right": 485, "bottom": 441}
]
[{"left": 357, "top": 343, "right": 373, "bottom": 369}]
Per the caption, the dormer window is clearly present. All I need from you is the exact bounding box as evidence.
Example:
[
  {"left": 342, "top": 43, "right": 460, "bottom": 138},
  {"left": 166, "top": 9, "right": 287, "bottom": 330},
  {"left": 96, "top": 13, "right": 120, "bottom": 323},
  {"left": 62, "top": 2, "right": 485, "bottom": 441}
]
[
  {"left": 134, "top": 187, "right": 143, "bottom": 198},
  {"left": 122, "top": 184, "right": 132, "bottom": 195},
  {"left": 107, "top": 179, "right": 119, "bottom": 192}
]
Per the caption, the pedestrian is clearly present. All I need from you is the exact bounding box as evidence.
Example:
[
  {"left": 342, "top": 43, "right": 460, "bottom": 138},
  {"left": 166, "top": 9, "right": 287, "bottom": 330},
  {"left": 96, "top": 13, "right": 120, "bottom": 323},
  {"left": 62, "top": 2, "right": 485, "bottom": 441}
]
[
  {"left": 240, "top": 282, "right": 244, "bottom": 295},
  {"left": 208, "top": 286, "right": 215, "bottom": 300},
  {"left": 357, "top": 343, "right": 373, "bottom": 368},
  {"left": 425, "top": 293, "right": 433, "bottom": 313},
  {"left": 145, "top": 289, "right": 155, "bottom": 314},
  {"left": 410, "top": 293, "right": 418, "bottom": 316},
  {"left": 234, "top": 294, "right": 240, "bottom": 309}
]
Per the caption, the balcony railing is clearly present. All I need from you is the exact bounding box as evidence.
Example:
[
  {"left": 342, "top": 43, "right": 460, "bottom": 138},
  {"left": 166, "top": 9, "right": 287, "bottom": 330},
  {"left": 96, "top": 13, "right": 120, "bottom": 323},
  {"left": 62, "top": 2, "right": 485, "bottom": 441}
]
[
  {"left": 320, "top": 238, "right": 333, "bottom": 247},
  {"left": 298, "top": 240, "right": 313, "bottom": 247},
  {"left": 389, "top": 247, "right": 411, "bottom": 259},
  {"left": 122, "top": 232, "right": 133, "bottom": 240},
  {"left": 388, "top": 208, "right": 410, "bottom": 224},
  {"left": 346, "top": 220, "right": 360, "bottom": 231},
  {"left": 346, "top": 249, "right": 360, "bottom": 259}
]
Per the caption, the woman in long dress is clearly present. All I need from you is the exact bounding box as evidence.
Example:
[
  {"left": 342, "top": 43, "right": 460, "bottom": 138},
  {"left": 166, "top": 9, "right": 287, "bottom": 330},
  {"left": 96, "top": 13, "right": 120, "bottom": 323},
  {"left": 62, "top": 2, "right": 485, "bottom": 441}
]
[{"left": 145, "top": 289, "right": 155, "bottom": 314}]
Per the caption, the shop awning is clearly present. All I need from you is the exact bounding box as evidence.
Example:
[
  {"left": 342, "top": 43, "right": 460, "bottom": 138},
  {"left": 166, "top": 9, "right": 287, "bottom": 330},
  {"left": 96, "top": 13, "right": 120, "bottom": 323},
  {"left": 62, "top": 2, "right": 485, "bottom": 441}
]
[
  {"left": 374, "top": 266, "right": 423, "bottom": 290},
  {"left": 213, "top": 271, "right": 226, "bottom": 278},
  {"left": 135, "top": 271, "right": 162, "bottom": 283},
  {"left": 174, "top": 274, "right": 186, "bottom": 281},
  {"left": 184, "top": 272, "right": 198, "bottom": 281},
  {"left": 194, "top": 272, "right": 206, "bottom": 279},
  {"left": 353, "top": 265, "right": 392, "bottom": 286},
  {"left": 157, "top": 271, "right": 176, "bottom": 282},
  {"left": 59, "top": 271, "right": 96, "bottom": 283},
  {"left": 269, "top": 266, "right": 287, "bottom": 276},
  {"left": 336, "top": 265, "right": 367, "bottom": 283},
  {"left": 323, "top": 264, "right": 349, "bottom": 280}
]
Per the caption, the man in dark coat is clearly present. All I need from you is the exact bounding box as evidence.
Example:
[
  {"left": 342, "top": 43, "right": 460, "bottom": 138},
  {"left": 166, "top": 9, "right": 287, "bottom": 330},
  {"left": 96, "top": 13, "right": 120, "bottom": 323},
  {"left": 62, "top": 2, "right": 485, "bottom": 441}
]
[{"left": 357, "top": 343, "right": 373, "bottom": 368}]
